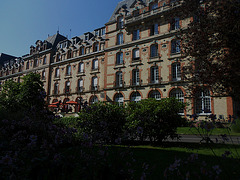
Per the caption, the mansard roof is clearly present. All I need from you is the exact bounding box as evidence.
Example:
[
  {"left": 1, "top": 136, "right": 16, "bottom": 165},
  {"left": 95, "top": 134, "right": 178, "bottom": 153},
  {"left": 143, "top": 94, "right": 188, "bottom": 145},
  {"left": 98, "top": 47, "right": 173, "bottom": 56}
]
[
  {"left": 109, "top": 0, "right": 147, "bottom": 22},
  {"left": 0, "top": 53, "right": 16, "bottom": 66},
  {"left": 46, "top": 32, "right": 67, "bottom": 48}
]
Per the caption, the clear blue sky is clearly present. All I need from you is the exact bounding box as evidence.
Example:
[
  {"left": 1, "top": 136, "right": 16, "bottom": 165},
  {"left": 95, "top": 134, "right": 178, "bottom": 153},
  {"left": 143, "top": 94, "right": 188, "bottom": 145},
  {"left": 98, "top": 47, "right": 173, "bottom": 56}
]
[{"left": 0, "top": 0, "right": 120, "bottom": 57}]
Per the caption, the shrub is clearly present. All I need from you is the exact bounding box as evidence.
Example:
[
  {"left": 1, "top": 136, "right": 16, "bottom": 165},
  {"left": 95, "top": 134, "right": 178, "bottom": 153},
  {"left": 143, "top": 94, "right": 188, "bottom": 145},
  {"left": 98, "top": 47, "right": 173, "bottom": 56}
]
[
  {"left": 78, "top": 102, "right": 127, "bottom": 144},
  {"left": 231, "top": 118, "right": 240, "bottom": 133},
  {"left": 125, "top": 98, "right": 186, "bottom": 143}
]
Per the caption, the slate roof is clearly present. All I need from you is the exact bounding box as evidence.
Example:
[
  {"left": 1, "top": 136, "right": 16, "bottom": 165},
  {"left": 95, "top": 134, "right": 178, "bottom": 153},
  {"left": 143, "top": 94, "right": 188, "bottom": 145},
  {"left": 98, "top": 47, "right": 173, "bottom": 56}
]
[
  {"left": 108, "top": 0, "right": 147, "bottom": 22},
  {"left": 46, "top": 32, "right": 67, "bottom": 48},
  {"left": 0, "top": 53, "right": 16, "bottom": 66}
]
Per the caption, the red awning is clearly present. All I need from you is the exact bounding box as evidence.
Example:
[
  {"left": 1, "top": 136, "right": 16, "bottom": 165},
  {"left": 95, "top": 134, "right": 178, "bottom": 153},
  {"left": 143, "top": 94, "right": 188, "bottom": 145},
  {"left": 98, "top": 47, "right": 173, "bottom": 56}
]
[
  {"left": 65, "top": 101, "right": 78, "bottom": 105},
  {"left": 48, "top": 104, "right": 57, "bottom": 108}
]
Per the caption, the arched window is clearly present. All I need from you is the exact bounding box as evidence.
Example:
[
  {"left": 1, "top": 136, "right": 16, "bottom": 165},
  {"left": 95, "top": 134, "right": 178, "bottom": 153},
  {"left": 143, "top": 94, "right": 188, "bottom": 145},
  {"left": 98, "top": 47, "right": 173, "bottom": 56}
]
[
  {"left": 117, "top": 33, "right": 123, "bottom": 45},
  {"left": 65, "top": 81, "right": 70, "bottom": 93},
  {"left": 115, "top": 71, "right": 123, "bottom": 87},
  {"left": 78, "top": 62, "right": 84, "bottom": 73},
  {"left": 116, "top": 52, "right": 123, "bottom": 65},
  {"left": 91, "top": 76, "right": 98, "bottom": 91},
  {"left": 150, "top": 66, "right": 159, "bottom": 84},
  {"left": 170, "top": 17, "right": 180, "bottom": 31},
  {"left": 92, "top": 59, "right": 98, "bottom": 70},
  {"left": 132, "top": 48, "right": 140, "bottom": 60},
  {"left": 132, "top": 69, "right": 140, "bottom": 86},
  {"left": 148, "top": 90, "right": 161, "bottom": 100},
  {"left": 114, "top": 93, "right": 124, "bottom": 106},
  {"left": 55, "top": 68, "right": 60, "bottom": 78},
  {"left": 130, "top": 91, "right": 141, "bottom": 102},
  {"left": 66, "top": 65, "right": 71, "bottom": 76},
  {"left": 195, "top": 88, "right": 211, "bottom": 114},
  {"left": 150, "top": 44, "right": 158, "bottom": 57},
  {"left": 78, "top": 79, "right": 84, "bottom": 92},
  {"left": 54, "top": 83, "right": 59, "bottom": 95},
  {"left": 171, "top": 39, "right": 181, "bottom": 54},
  {"left": 93, "top": 43, "right": 99, "bottom": 52},
  {"left": 170, "top": 88, "right": 184, "bottom": 114},
  {"left": 172, "top": 63, "right": 181, "bottom": 81},
  {"left": 89, "top": 95, "right": 98, "bottom": 105}
]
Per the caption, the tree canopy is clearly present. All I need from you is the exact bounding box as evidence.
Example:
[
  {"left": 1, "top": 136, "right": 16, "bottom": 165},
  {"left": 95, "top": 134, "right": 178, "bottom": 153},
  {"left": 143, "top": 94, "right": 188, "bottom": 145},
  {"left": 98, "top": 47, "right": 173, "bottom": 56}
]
[{"left": 180, "top": 0, "right": 240, "bottom": 98}]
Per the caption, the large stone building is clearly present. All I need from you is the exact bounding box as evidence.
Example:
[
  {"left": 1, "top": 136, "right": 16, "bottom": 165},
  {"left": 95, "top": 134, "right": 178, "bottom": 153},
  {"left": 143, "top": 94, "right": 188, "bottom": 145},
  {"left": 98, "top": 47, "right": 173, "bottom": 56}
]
[{"left": 0, "top": 0, "right": 236, "bottom": 119}]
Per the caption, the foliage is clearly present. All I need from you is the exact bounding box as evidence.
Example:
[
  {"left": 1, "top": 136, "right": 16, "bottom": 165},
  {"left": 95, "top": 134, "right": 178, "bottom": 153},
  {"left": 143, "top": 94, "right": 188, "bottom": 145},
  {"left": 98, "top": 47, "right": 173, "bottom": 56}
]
[
  {"left": 78, "top": 102, "right": 127, "bottom": 144},
  {"left": 125, "top": 98, "right": 186, "bottom": 143},
  {"left": 0, "top": 73, "right": 46, "bottom": 120},
  {"left": 180, "top": 0, "right": 240, "bottom": 98},
  {"left": 231, "top": 118, "right": 240, "bottom": 133}
]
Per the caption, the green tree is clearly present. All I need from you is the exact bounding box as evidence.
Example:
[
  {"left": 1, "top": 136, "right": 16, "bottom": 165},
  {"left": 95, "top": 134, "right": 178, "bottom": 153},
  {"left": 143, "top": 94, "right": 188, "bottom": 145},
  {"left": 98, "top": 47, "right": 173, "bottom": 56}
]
[{"left": 126, "top": 98, "right": 186, "bottom": 143}]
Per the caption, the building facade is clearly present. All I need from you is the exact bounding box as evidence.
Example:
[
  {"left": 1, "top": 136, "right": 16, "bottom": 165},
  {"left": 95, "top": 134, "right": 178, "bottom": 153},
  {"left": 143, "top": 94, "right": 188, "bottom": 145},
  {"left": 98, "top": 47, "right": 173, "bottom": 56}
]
[{"left": 0, "top": 0, "right": 235, "bottom": 119}]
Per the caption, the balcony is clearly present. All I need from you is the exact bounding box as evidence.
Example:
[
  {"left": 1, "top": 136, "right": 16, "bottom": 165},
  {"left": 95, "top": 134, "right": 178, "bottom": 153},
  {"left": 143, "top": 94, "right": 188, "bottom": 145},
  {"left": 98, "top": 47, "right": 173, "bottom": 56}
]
[
  {"left": 76, "top": 87, "right": 84, "bottom": 93},
  {"left": 90, "top": 85, "right": 99, "bottom": 92},
  {"left": 130, "top": 79, "right": 142, "bottom": 87},
  {"left": 125, "top": 2, "right": 182, "bottom": 26},
  {"left": 114, "top": 80, "right": 124, "bottom": 89},
  {"left": 148, "top": 76, "right": 161, "bottom": 85}
]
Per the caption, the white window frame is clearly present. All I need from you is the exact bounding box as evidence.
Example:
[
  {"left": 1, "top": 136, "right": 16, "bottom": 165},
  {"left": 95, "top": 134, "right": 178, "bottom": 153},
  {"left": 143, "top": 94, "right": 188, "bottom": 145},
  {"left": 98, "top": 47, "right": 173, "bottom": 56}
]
[
  {"left": 116, "top": 71, "right": 123, "bottom": 87},
  {"left": 92, "top": 59, "right": 98, "bottom": 70},
  {"left": 132, "top": 69, "right": 140, "bottom": 85},
  {"left": 133, "top": 29, "right": 140, "bottom": 41},
  {"left": 117, "top": 33, "right": 123, "bottom": 45},
  {"left": 172, "top": 63, "right": 181, "bottom": 81},
  {"left": 115, "top": 93, "right": 124, "bottom": 106},
  {"left": 79, "top": 63, "right": 84, "bottom": 73},
  {"left": 133, "top": 48, "right": 140, "bottom": 60},
  {"left": 195, "top": 89, "right": 211, "bottom": 115},
  {"left": 149, "top": 90, "right": 161, "bottom": 100},
  {"left": 170, "top": 88, "right": 184, "bottom": 114},
  {"left": 131, "top": 92, "right": 141, "bottom": 102},
  {"left": 150, "top": 44, "right": 158, "bottom": 57},
  {"left": 150, "top": 66, "right": 159, "bottom": 83},
  {"left": 116, "top": 52, "right": 123, "bottom": 65}
]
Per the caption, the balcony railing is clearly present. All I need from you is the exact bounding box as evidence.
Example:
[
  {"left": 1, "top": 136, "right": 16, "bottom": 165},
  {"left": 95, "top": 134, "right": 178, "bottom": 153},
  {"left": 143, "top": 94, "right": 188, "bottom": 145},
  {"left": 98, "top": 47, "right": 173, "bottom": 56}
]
[
  {"left": 90, "top": 85, "right": 99, "bottom": 92},
  {"left": 125, "top": 2, "right": 182, "bottom": 25},
  {"left": 130, "top": 79, "right": 142, "bottom": 87},
  {"left": 114, "top": 80, "right": 124, "bottom": 88}
]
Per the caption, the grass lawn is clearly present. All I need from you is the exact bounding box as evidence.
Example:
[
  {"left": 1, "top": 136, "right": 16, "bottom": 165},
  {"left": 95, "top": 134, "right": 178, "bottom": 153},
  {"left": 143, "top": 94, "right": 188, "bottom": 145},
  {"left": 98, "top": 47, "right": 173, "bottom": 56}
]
[
  {"left": 177, "top": 127, "right": 240, "bottom": 136},
  {"left": 127, "top": 142, "right": 240, "bottom": 179},
  {"left": 64, "top": 142, "right": 240, "bottom": 179}
]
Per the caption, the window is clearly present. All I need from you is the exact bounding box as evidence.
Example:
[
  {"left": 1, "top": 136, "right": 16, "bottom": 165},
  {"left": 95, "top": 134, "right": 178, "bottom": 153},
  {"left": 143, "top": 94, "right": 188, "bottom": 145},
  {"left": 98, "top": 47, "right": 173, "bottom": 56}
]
[
  {"left": 55, "top": 68, "right": 60, "bottom": 78},
  {"left": 92, "top": 59, "right": 98, "bottom": 70},
  {"left": 89, "top": 95, "right": 98, "bottom": 105},
  {"left": 117, "top": 33, "right": 123, "bottom": 45},
  {"left": 150, "top": 66, "right": 159, "bottom": 84},
  {"left": 42, "top": 71, "right": 46, "bottom": 80},
  {"left": 26, "top": 61, "right": 29, "bottom": 69},
  {"left": 78, "top": 63, "right": 84, "bottom": 73},
  {"left": 132, "top": 69, "right": 140, "bottom": 86},
  {"left": 56, "top": 54, "right": 60, "bottom": 62},
  {"left": 114, "top": 93, "right": 124, "bottom": 106},
  {"left": 130, "top": 91, "right": 141, "bottom": 102},
  {"left": 80, "top": 47, "right": 85, "bottom": 55},
  {"left": 65, "top": 81, "right": 70, "bottom": 93},
  {"left": 195, "top": 89, "right": 211, "bottom": 114},
  {"left": 148, "top": 90, "right": 161, "bottom": 100},
  {"left": 170, "top": 88, "right": 184, "bottom": 114},
  {"left": 91, "top": 76, "right": 98, "bottom": 91},
  {"left": 132, "top": 48, "right": 140, "bottom": 60},
  {"left": 43, "top": 57, "right": 47, "bottom": 64},
  {"left": 34, "top": 59, "right": 39, "bottom": 67},
  {"left": 94, "top": 43, "right": 99, "bottom": 52},
  {"left": 102, "top": 28, "right": 105, "bottom": 35},
  {"left": 150, "top": 3, "right": 158, "bottom": 10},
  {"left": 172, "top": 63, "right": 181, "bottom": 81},
  {"left": 150, "top": 23, "right": 158, "bottom": 36},
  {"left": 67, "top": 50, "right": 72, "bottom": 59},
  {"left": 54, "top": 83, "right": 59, "bottom": 95},
  {"left": 150, "top": 44, "right": 158, "bottom": 57},
  {"left": 171, "top": 39, "right": 181, "bottom": 54},
  {"left": 66, "top": 65, "right": 71, "bottom": 76},
  {"left": 133, "top": 10, "right": 139, "bottom": 16},
  {"left": 78, "top": 79, "right": 84, "bottom": 92},
  {"left": 170, "top": 17, "right": 180, "bottom": 30},
  {"left": 116, "top": 52, "right": 123, "bottom": 65},
  {"left": 118, "top": 17, "right": 124, "bottom": 29},
  {"left": 133, "top": 29, "right": 140, "bottom": 41},
  {"left": 116, "top": 71, "right": 123, "bottom": 87}
]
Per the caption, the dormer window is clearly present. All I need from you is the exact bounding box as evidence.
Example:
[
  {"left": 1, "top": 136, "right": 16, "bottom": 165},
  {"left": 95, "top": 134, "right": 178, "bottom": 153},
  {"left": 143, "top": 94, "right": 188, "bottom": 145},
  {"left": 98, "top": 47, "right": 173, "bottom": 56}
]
[
  {"left": 118, "top": 17, "right": 124, "bottom": 29},
  {"left": 85, "top": 34, "right": 89, "bottom": 41}
]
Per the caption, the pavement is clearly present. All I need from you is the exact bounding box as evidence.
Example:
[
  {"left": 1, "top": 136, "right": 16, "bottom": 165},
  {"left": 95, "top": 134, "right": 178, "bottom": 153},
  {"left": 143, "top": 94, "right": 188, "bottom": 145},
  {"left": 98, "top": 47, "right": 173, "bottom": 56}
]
[{"left": 167, "top": 135, "right": 240, "bottom": 144}]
